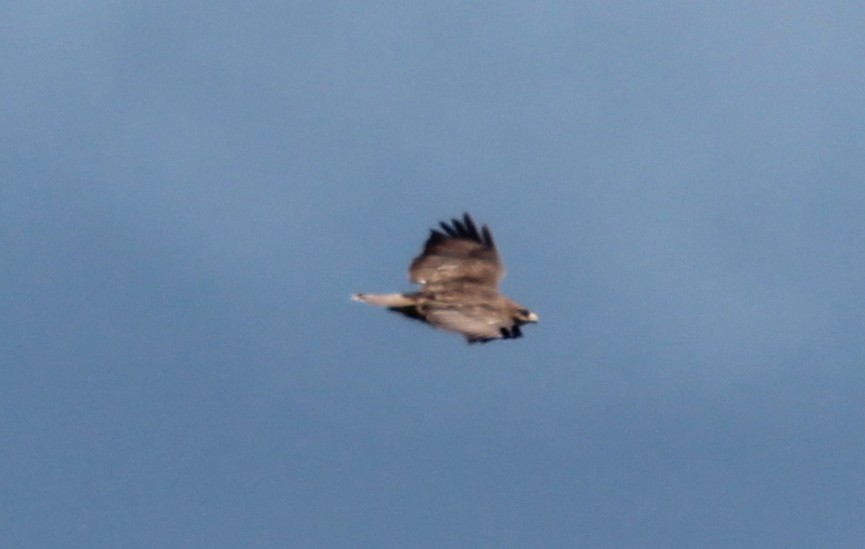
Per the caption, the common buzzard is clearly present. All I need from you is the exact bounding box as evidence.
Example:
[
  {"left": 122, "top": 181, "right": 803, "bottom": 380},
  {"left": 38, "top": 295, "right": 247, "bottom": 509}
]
[{"left": 352, "top": 213, "right": 538, "bottom": 343}]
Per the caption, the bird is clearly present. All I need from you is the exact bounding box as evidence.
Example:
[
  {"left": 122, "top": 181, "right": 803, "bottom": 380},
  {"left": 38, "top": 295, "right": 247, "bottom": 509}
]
[{"left": 352, "top": 213, "right": 538, "bottom": 343}]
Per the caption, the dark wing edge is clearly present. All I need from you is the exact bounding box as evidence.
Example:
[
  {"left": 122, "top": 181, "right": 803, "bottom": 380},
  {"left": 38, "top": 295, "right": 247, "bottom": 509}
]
[
  {"left": 421, "top": 213, "right": 496, "bottom": 255},
  {"left": 434, "top": 213, "right": 495, "bottom": 250}
]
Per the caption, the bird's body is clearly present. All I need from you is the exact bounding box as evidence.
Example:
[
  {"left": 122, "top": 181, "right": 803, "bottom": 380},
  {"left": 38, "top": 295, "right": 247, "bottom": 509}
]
[{"left": 352, "top": 213, "right": 538, "bottom": 343}]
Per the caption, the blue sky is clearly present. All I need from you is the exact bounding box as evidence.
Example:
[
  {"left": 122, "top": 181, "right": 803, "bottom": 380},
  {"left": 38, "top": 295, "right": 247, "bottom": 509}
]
[{"left": 3, "top": 2, "right": 865, "bottom": 547}]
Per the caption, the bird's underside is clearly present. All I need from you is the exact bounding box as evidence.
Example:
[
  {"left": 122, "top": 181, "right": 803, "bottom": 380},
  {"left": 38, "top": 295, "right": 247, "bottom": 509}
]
[{"left": 352, "top": 213, "right": 538, "bottom": 344}]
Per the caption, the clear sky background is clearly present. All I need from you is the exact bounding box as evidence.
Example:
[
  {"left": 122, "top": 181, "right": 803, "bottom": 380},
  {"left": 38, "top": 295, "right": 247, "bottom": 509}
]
[{"left": 3, "top": 2, "right": 865, "bottom": 547}]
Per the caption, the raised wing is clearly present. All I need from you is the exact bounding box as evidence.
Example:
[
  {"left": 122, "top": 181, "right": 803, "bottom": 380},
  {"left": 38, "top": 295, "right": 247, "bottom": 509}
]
[{"left": 408, "top": 213, "right": 503, "bottom": 288}]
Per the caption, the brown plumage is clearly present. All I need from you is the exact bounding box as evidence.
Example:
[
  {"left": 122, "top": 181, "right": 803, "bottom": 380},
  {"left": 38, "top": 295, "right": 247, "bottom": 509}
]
[{"left": 352, "top": 213, "right": 538, "bottom": 343}]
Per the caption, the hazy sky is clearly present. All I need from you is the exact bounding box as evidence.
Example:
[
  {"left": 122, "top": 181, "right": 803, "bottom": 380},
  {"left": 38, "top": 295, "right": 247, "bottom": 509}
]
[{"left": 3, "top": 2, "right": 865, "bottom": 547}]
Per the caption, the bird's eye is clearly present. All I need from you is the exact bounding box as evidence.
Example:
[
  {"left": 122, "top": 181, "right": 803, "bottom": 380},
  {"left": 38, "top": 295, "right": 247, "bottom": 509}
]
[{"left": 517, "top": 309, "right": 530, "bottom": 317}]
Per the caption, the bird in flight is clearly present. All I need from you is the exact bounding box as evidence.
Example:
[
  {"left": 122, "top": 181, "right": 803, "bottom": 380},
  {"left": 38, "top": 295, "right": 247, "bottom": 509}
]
[{"left": 352, "top": 213, "right": 538, "bottom": 343}]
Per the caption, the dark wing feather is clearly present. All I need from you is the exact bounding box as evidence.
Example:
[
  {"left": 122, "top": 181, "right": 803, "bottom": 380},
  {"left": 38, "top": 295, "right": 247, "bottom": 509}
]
[
  {"left": 408, "top": 213, "right": 503, "bottom": 287},
  {"left": 439, "top": 222, "right": 457, "bottom": 237}
]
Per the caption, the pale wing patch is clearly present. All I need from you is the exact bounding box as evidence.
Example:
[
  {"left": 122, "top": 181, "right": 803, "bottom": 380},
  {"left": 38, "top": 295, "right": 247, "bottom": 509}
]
[{"left": 424, "top": 308, "right": 506, "bottom": 340}]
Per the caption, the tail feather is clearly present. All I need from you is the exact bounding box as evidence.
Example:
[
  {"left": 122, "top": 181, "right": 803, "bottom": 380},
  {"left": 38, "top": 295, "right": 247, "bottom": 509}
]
[{"left": 351, "top": 293, "right": 416, "bottom": 307}]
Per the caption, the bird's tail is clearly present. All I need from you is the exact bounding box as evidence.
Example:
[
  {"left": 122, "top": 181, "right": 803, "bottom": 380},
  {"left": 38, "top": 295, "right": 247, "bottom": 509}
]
[{"left": 351, "top": 293, "right": 416, "bottom": 307}]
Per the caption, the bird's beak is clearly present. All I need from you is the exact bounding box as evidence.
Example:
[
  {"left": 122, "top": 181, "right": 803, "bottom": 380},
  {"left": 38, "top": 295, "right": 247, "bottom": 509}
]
[{"left": 526, "top": 312, "right": 539, "bottom": 323}]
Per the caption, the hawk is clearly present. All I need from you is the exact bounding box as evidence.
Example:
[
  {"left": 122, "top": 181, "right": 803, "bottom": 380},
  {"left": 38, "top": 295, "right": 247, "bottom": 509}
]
[{"left": 352, "top": 213, "right": 538, "bottom": 343}]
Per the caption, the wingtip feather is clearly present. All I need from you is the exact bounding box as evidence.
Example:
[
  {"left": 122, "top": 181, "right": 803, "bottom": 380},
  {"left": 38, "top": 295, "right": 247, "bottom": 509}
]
[{"left": 481, "top": 225, "right": 495, "bottom": 248}]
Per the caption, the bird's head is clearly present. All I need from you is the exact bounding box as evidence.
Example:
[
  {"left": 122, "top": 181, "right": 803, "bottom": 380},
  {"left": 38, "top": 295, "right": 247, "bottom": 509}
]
[{"left": 513, "top": 307, "right": 539, "bottom": 325}]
